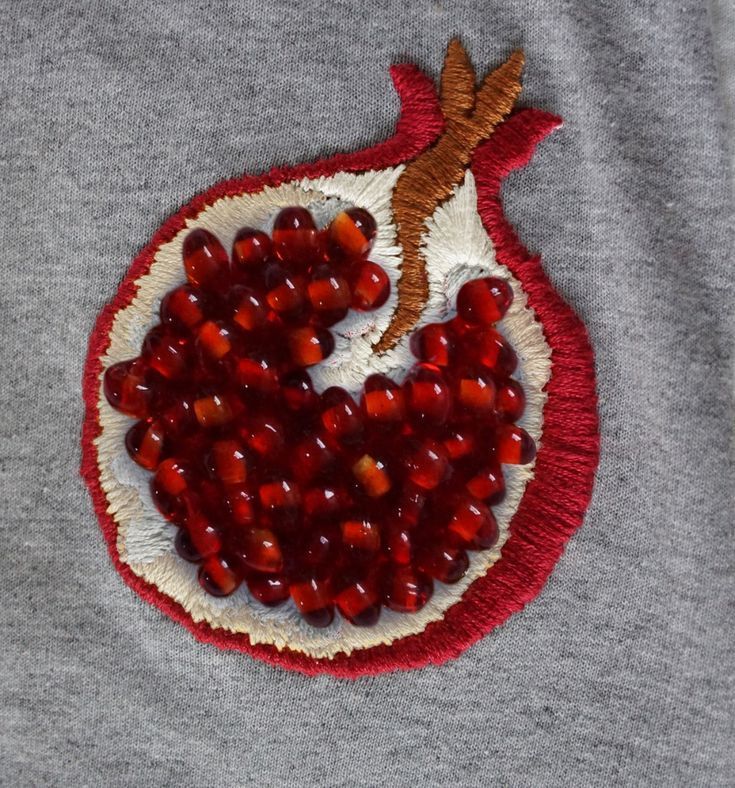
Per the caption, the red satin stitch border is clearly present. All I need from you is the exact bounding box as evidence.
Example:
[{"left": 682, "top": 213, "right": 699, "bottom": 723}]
[{"left": 81, "top": 63, "right": 599, "bottom": 676}]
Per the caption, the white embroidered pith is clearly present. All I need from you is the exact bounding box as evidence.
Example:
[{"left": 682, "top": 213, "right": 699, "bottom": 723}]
[{"left": 94, "top": 169, "right": 552, "bottom": 659}]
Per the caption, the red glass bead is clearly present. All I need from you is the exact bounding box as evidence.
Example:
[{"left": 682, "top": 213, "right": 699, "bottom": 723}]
[
  {"left": 301, "top": 527, "right": 338, "bottom": 568},
  {"left": 182, "top": 228, "right": 228, "bottom": 288},
  {"left": 224, "top": 485, "right": 256, "bottom": 527},
  {"left": 349, "top": 261, "right": 390, "bottom": 311},
  {"left": 198, "top": 555, "right": 242, "bottom": 597},
  {"left": 290, "top": 433, "right": 334, "bottom": 484},
  {"left": 125, "top": 419, "right": 165, "bottom": 470},
  {"left": 448, "top": 497, "right": 495, "bottom": 546},
  {"left": 196, "top": 320, "right": 233, "bottom": 361},
  {"left": 303, "top": 486, "right": 350, "bottom": 519},
  {"left": 231, "top": 286, "right": 269, "bottom": 331},
  {"left": 152, "top": 457, "right": 188, "bottom": 496},
  {"left": 442, "top": 427, "right": 476, "bottom": 460},
  {"left": 473, "top": 327, "right": 518, "bottom": 376},
  {"left": 208, "top": 439, "right": 248, "bottom": 485},
  {"left": 290, "top": 578, "right": 334, "bottom": 627},
  {"left": 383, "top": 567, "right": 432, "bottom": 613},
  {"left": 142, "top": 327, "right": 189, "bottom": 380},
  {"left": 281, "top": 369, "right": 319, "bottom": 412},
  {"left": 231, "top": 227, "right": 272, "bottom": 272},
  {"left": 264, "top": 263, "right": 307, "bottom": 316},
  {"left": 259, "top": 479, "right": 300, "bottom": 510},
  {"left": 465, "top": 510, "right": 499, "bottom": 550},
  {"left": 466, "top": 463, "right": 505, "bottom": 504},
  {"left": 184, "top": 497, "right": 222, "bottom": 558},
  {"left": 158, "top": 393, "right": 196, "bottom": 437},
  {"left": 496, "top": 424, "right": 536, "bottom": 464},
  {"left": 307, "top": 265, "right": 351, "bottom": 324},
  {"left": 495, "top": 379, "right": 526, "bottom": 422},
  {"left": 193, "top": 394, "right": 233, "bottom": 427},
  {"left": 410, "top": 323, "right": 453, "bottom": 367},
  {"left": 247, "top": 574, "right": 290, "bottom": 606},
  {"left": 103, "top": 358, "right": 152, "bottom": 418},
  {"left": 239, "top": 414, "right": 285, "bottom": 460},
  {"left": 455, "top": 369, "right": 496, "bottom": 415},
  {"left": 403, "top": 438, "right": 449, "bottom": 490},
  {"left": 235, "top": 357, "right": 279, "bottom": 395},
  {"left": 335, "top": 579, "right": 381, "bottom": 626},
  {"left": 418, "top": 544, "right": 469, "bottom": 584},
  {"left": 272, "top": 207, "right": 319, "bottom": 267},
  {"left": 393, "top": 486, "right": 426, "bottom": 527},
  {"left": 404, "top": 365, "right": 452, "bottom": 426},
  {"left": 385, "top": 524, "right": 413, "bottom": 565},
  {"left": 238, "top": 528, "right": 283, "bottom": 573},
  {"left": 288, "top": 325, "right": 335, "bottom": 367},
  {"left": 352, "top": 454, "right": 391, "bottom": 498},
  {"left": 341, "top": 518, "right": 381, "bottom": 553},
  {"left": 328, "top": 207, "right": 377, "bottom": 260},
  {"left": 160, "top": 284, "right": 206, "bottom": 330},
  {"left": 174, "top": 529, "right": 202, "bottom": 563},
  {"left": 320, "top": 387, "right": 363, "bottom": 442},
  {"left": 361, "top": 374, "right": 405, "bottom": 423},
  {"left": 456, "top": 276, "right": 513, "bottom": 325}
]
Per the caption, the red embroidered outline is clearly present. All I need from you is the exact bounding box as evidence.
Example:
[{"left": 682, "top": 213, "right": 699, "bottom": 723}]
[{"left": 81, "top": 65, "right": 599, "bottom": 677}]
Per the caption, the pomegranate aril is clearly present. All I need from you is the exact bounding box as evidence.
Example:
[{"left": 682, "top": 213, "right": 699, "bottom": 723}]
[
  {"left": 272, "top": 206, "right": 320, "bottom": 267},
  {"left": 385, "top": 524, "right": 413, "bottom": 565},
  {"left": 393, "top": 486, "right": 426, "bottom": 527},
  {"left": 418, "top": 545, "right": 469, "bottom": 584},
  {"left": 341, "top": 519, "right": 381, "bottom": 553},
  {"left": 361, "top": 374, "right": 405, "bottom": 423},
  {"left": 224, "top": 485, "right": 255, "bottom": 526},
  {"left": 320, "top": 387, "right": 363, "bottom": 442},
  {"left": 235, "top": 357, "right": 279, "bottom": 395},
  {"left": 383, "top": 567, "right": 432, "bottom": 613},
  {"left": 403, "top": 438, "right": 449, "bottom": 490},
  {"left": 288, "top": 326, "right": 335, "bottom": 367},
  {"left": 442, "top": 427, "right": 476, "bottom": 460},
  {"left": 457, "top": 276, "right": 513, "bottom": 325},
  {"left": 465, "top": 512, "right": 499, "bottom": 550},
  {"left": 473, "top": 327, "right": 518, "bottom": 376},
  {"left": 238, "top": 528, "right": 283, "bottom": 573},
  {"left": 352, "top": 454, "right": 391, "bottom": 498},
  {"left": 281, "top": 369, "right": 319, "bottom": 412},
  {"left": 198, "top": 555, "right": 242, "bottom": 597},
  {"left": 328, "top": 207, "right": 377, "bottom": 259},
  {"left": 196, "top": 320, "right": 233, "bottom": 362},
  {"left": 290, "top": 433, "right": 334, "bottom": 484},
  {"left": 152, "top": 457, "right": 188, "bottom": 495},
  {"left": 307, "top": 266, "right": 351, "bottom": 324},
  {"left": 290, "top": 578, "right": 334, "bottom": 627},
  {"left": 182, "top": 229, "right": 228, "bottom": 288},
  {"left": 208, "top": 439, "right": 248, "bottom": 485},
  {"left": 239, "top": 414, "right": 285, "bottom": 460},
  {"left": 103, "top": 358, "right": 152, "bottom": 418},
  {"left": 125, "top": 419, "right": 165, "bottom": 470},
  {"left": 466, "top": 463, "right": 505, "bottom": 504},
  {"left": 193, "top": 394, "right": 233, "bottom": 427},
  {"left": 231, "top": 286, "right": 268, "bottom": 331},
  {"left": 160, "top": 285, "right": 206, "bottom": 330},
  {"left": 264, "top": 263, "right": 307, "bottom": 317},
  {"left": 335, "top": 579, "right": 381, "bottom": 627},
  {"left": 404, "top": 365, "right": 452, "bottom": 426},
  {"left": 143, "top": 327, "right": 189, "bottom": 380},
  {"left": 495, "top": 378, "right": 526, "bottom": 422},
  {"left": 184, "top": 499, "right": 222, "bottom": 558},
  {"left": 247, "top": 574, "right": 290, "bottom": 606},
  {"left": 448, "top": 497, "right": 496, "bottom": 546},
  {"left": 175, "top": 529, "right": 202, "bottom": 563},
  {"left": 259, "top": 479, "right": 300, "bottom": 510},
  {"left": 231, "top": 227, "right": 272, "bottom": 272},
  {"left": 410, "top": 323, "right": 453, "bottom": 367},
  {"left": 350, "top": 260, "right": 390, "bottom": 311},
  {"left": 455, "top": 369, "right": 496, "bottom": 415},
  {"left": 301, "top": 527, "right": 338, "bottom": 569},
  {"left": 496, "top": 424, "right": 536, "bottom": 464},
  {"left": 303, "top": 486, "right": 350, "bottom": 519}
]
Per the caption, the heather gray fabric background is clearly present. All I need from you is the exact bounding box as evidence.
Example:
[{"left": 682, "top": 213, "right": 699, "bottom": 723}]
[{"left": 1, "top": 1, "right": 733, "bottom": 785}]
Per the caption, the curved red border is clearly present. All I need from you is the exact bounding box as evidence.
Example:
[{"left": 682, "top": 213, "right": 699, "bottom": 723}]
[{"left": 81, "top": 62, "right": 599, "bottom": 677}]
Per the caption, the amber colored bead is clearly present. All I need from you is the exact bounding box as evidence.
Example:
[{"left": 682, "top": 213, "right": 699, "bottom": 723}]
[
  {"left": 281, "top": 369, "right": 319, "bottom": 412},
  {"left": 341, "top": 518, "right": 381, "bottom": 553},
  {"left": 239, "top": 414, "right": 285, "bottom": 460},
  {"left": 328, "top": 207, "right": 377, "bottom": 260},
  {"left": 264, "top": 263, "right": 307, "bottom": 316},
  {"left": 383, "top": 567, "right": 433, "bottom": 613},
  {"left": 247, "top": 574, "right": 290, "bottom": 606},
  {"left": 455, "top": 370, "right": 496, "bottom": 415},
  {"left": 448, "top": 497, "right": 495, "bottom": 546},
  {"left": 410, "top": 323, "right": 453, "bottom": 367},
  {"left": 125, "top": 419, "right": 165, "bottom": 470},
  {"left": 153, "top": 457, "right": 188, "bottom": 495},
  {"left": 307, "top": 266, "right": 351, "bottom": 324},
  {"left": 193, "top": 394, "right": 233, "bottom": 427},
  {"left": 352, "top": 454, "right": 391, "bottom": 498},
  {"left": 290, "top": 434, "right": 334, "bottom": 484},
  {"left": 457, "top": 276, "right": 513, "bottom": 325},
  {"left": 160, "top": 284, "right": 206, "bottom": 330},
  {"left": 209, "top": 439, "right": 248, "bottom": 485},
  {"left": 418, "top": 545, "right": 469, "bottom": 584},
  {"left": 320, "top": 387, "right": 363, "bottom": 442},
  {"left": 404, "top": 365, "right": 452, "bottom": 426},
  {"left": 224, "top": 484, "right": 256, "bottom": 526},
  {"left": 196, "top": 320, "right": 233, "bottom": 361},
  {"left": 231, "top": 227, "right": 272, "bottom": 271},
  {"left": 385, "top": 524, "right": 413, "bottom": 565},
  {"left": 232, "top": 286, "right": 268, "bottom": 331},
  {"left": 442, "top": 427, "right": 476, "bottom": 460},
  {"left": 182, "top": 228, "right": 228, "bottom": 288},
  {"left": 198, "top": 555, "right": 242, "bottom": 597},
  {"left": 361, "top": 374, "right": 405, "bottom": 423},
  {"left": 290, "top": 578, "right": 334, "bottom": 627},
  {"left": 259, "top": 479, "right": 300, "bottom": 510},
  {"left": 103, "top": 358, "right": 152, "bottom": 418},
  {"left": 349, "top": 261, "right": 390, "bottom": 311},
  {"left": 495, "top": 379, "right": 526, "bottom": 422},
  {"left": 303, "top": 486, "right": 350, "bottom": 519},
  {"left": 272, "top": 206, "right": 320, "bottom": 267},
  {"left": 142, "top": 327, "right": 189, "bottom": 380},
  {"left": 184, "top": 498, "right": 222, "bottom": 559},
  {"left": 238, "top": 528, "right": 283, "bottom": 573},
  {"left": 473, "top": 327, "right": 518, "bottom": 377},
  {"left": 235, "top": 357, "right": 279, "bottom": 395},
  {"left": 288, "top": 325, "right": 335, "bottom": 367},
  {"left": 466, "top": 463, "right": 505, "bottom": 504},
  {"left": 403, "top": 439, "right": 449, "bottom": 490},
  {"left": 336, "top": 579, "right": 381, "bottom": 626},
  {"left": 496, "top": 424, "right": 536, "bottom": 464}
]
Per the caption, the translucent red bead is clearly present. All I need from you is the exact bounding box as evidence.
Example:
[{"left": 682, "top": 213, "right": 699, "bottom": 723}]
[{"left": 103, "top": 204, "right": 534, "bottom": 627}]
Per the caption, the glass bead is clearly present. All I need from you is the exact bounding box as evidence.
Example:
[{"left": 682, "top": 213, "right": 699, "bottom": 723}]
[
  {"left": 209, "top": 439, "right": 248, "bottom": 485},
  {"left": 281, "top": 369, "right": 319, "bottom": 412},
  {"left": 290, "top": 578, "right": 334, "bottom": 628},
  {"left": 288, "top": 325, "right": 335, "bottom": 367},
  {"left": 496, "top": 425, "right": 536, "bottom": 464},
  {"left": 193, "top": 394, "right": 233, "bottom": 428},
  {"left": 404, "top": 365, "right": 452, "bottom": 427},
  {"left": 466, "top": 463, "right": 505, "bottom": 504},
  {"left": 409, "top": 323, "right": 453, "bottom": 366},
  {"left": 239, "top": 414, "right": 285, "bottom": 460},
  {"left": 403, "top": 438, "right": 449, "bottom": 490},
  {"left": 307, "top": 265, "right": 351, "bottom": 324},
  {"left": 290, "top": 433, "right": 334, "bottom": 484},
  {"left": 231, "top": 227, "right": 272, "bottom": 271},
  {"left": 235, "top": 357, "right": 279, "bottom": 395},
  {"left": 103, "top": 358, "right": 152, "bottom": 418},
  {"left": 383, "top": 567, "right": 432, "bottom": 613},
  {"left": 125, "top": 419, "right": 165, "bottom": 470},
  {"left": 160, "top": 285, "right": 206, "bottom": 330},
  {"left": 473, "top": 327, "right": 518, "bottom": 376},
  {"left": 418, "top": 544, "right": 469, "bottom": 584},
  {"left": 231, "top": 286, "right": 269, "bottom": 331},
  {"left": 182, "top": 228, "right": 228, "bottom": 288},
  {"left": 142, "top": 326, "right": 189, "bottom": 380},
  {"left": 238, "top": 528, "right": 283, "bottom": 573},
  {"left": 272, "top": 207, "right": 320, "bottom": 268},
  {"left": 247, "top": 574, "right": 290, "bottom": 607},
  {"left": 495, "top": 379, "right": 526, "bottom": 422},
  {"left": 320, "top": 387, "right": 363, "bottom": 442},
  {"left": 196, "top": 320, "right": 233, "bottom": 361},
  {"left": 361, "top": 374, "right": 405, "bottom": 423},
  {"left": 328, "top": 207, "right": 377, "bottom": 260},
  {"left": 349, "top": 261, "right": 390, "bottom": 311},
  {"left": 198, "top": 555, "right": 242, "bottom": 597},
  {"left": 456, "top": 277, "right": 513, "bottom": 325},
  {"left": 341, "top": 519, "right": 381, "bottom": 553},
  {"left": 352, "top": 454, "right": 391, "bottom": 498},
  {"left": 259, "top": 479, "right": 301, "bottom": 510},
  {"left": 448, "top": 497, "right": 495, "bottom": 547},
  {"left": 263, "top": 263, "right": 307, "bottom": 317},
  {"left": 335, "top": 579, "right": 381, "bottom": 627}
]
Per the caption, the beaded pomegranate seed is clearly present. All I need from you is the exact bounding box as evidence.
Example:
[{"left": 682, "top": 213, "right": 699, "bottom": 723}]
[
  {"left": 290, "top": 578, "right": 334, "bottom": 628},
  {"left": 457, "top": 276, "right": 513, "bottom": 325},
  {"left": 182, "top": 229, "right": 228, "bottom": 288},
  {"left": 350, "top": 260, "right": 390, "bottom": 311},
  {"left": 247, "top": 574, "right": 290, "bottom": 607},
  {"left": 410, "top": 323, "right": 453, "bottom": 366},
  {"left": 160, "top": 284, "right": 206, "bottom": 330},
  {"left": 103, "top": 358, "right": 152, "bottom": 418},
  {"left": 198, "top": 554, "right": 242, "bottom": 597},
  {"left": 335, "top": 578, "right": 381, "bottom": 627},
  {"left": 383, "top": 567, "right": 433, "bottom": 613},
  {"left": 495, "top": 378, "right": 526, "bottom": 422},
  {"left": 272, "top": 206, "right": 320, "bottom": 268},
  {"left": 125, "top": 419, "right": 165, "bottom": 470},
  {"left": 328, "top": 207, "right": 377, "bottom": 259},
  {"left": 496, "top": 424, "right": 536, "bottom": 465},
  {"left": 231, "top": 227, "right": 272, "bottom": 272}
]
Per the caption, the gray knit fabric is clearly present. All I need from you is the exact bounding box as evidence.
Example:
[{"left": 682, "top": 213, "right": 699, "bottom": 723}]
[{"left": 1, "top": 1, "right": 733, "bottom": 785}]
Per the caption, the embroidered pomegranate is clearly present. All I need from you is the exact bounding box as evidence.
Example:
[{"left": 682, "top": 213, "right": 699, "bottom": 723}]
[{"left": 82, "top": 40, "right": 599, "bottom": 676}]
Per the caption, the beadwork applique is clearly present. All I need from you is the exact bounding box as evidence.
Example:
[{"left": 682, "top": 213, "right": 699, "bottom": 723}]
[{"left": 81, "top": 41, "right": 599, "bottom": 676}]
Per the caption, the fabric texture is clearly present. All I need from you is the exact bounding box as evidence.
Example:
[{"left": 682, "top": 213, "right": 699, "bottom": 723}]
[{"left": 1, "top": 1, "right": 732, "bottom": 785}]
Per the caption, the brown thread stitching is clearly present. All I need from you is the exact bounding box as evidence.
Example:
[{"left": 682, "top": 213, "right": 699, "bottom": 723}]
[{"left": 374, "top": 40, "right": 524, "bottom": 353}]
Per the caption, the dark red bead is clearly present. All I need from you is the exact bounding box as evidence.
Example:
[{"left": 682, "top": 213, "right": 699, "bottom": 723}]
[
  {"left": 259, "top": 479, "right": 300, "bottom": 511},
  {"left": 196, "top": 320, "right": 233, "bottom": 361},
  {"left": 198, "top": 555, "right": 242, "bottom": 597},
  {"left": 442, "top": 427, "right": 476, "bottom": 460},
  {"left": 264, "top": 263, "right": 307, "bottom": 317},
  {"left": 454, "top": 368, "right": 496, "bottom": 416},
  {"left": 307, "top": 265, "right": 351, "bottom": 324},
  {"left": 496, "top": 425, "right": 536, "bottom": 464},
  {"left": 272, "top": 207, "right": 320, "bottom": 267},
  {"left": 335, "top": 578, "right": 381, "bottom": 626},
  {"left": 383, "top": 567, "right": 432, "bottom": 613},
  {"left": 303, "top": 485, "right": 350, "bottom": 519},
  {"left": 247, "top": 574, "right": 290, "bottom": 606},
  {"left": 320, "top": 387, "right": 363, "bottom": 442},
  {"left": 281, "top": 370, "right": 319, "bottom": 412},
  {"left": 404, "top": 365, "right": 452, "bottom": 426},
  {"left": 472, "top": 327, "right": 518, "bottom": 376},
  {"left": 288, "top": 325, "right": 335, "bottom": 367},
  {"left": 456, "top": 277, "right": 513, "bottom": 325},
  {"left": 182, "top": 229, "right": 228, "bottom": 288},
  {"left": 466, "top": 463, "right": 505, "bottom": 504},
  {"left": 160, "top": 285, "right": 206, "bottom": 330},
  {"left": 208, "top": 439, "right": 248, "bottom": 485},
  {"left": 224, "top": 485, "right": 256, "bottom": 527},
  {"left": 385, "top": 524, "right": 413, "bottom": 565},
  {"left": 361, "top": 374, "right": 405, "bottom": 423},
  {"left": 290, "top": 578, "right": 334, "bottom": 627},
  {"left": 403, "top": 438, "right": 449, "bottom": 490},
  {"left": 341, "top": 518, "right": 381, "bottom": 553},
  {"left": 448, "top": 497, "right": 496, "bottom": 547},
  {"left": 235, "top": 357, "right": 279, "bottom": 395},
  {"left": 231, "top": 286, "right": 269, "bottom": 331},
  {"left": 349, "top": 261, "right": 390, "bottom": 311},
  {"left": 418, "top": 544, "right": 469, "bottom": 584},
  {"left": 231, "top": 227, "right": 272, "bottom": 272},
  {"left": 495, "top": 379, "right": 526, "bottom": 422},
  {"left": 174, "top": 528, "right": 202, "bottom": 563},
  {"left": 193, "top": 393, "right": 233, "bottom": 428},
  {"left": 290, "top": 433, "right": 334, "bottom": 484},
  {"left": 103, "top": 358, "right": 151, "bottom": 418},
  {"left": 125, "top": 419, "right": 165, "bottom": 470},
  {"left": 410, "top": 323, "right": 453, "bottom": 366},
  {"left": 238, "top": 528, "right": 283, "bottom": 573},
  {"left": 142, "top": 327, "right": 189, "bottom": 380},
  {"left": 184, "top": 497, "right": 222, "bottom": 558},
  {"left": 239, "top": 414, "right": 285, "bottom": 460},
  {"left": 328, "top": 207, "right": 377, "bottom": 260}
]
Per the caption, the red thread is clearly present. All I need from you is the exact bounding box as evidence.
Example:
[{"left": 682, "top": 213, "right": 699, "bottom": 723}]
[{"left": 81, "top": 67, "right": 599, "bottom": 676}]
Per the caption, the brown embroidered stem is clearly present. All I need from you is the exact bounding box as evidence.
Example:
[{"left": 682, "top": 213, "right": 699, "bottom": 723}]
[{"left": 374, "top": 40, "right": 524, "bottom": 353}]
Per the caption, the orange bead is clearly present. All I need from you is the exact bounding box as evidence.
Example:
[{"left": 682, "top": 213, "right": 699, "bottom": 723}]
[
  {"left": 361, "top": 374, "right": 405, "bottom": 423},
  {"left": 209, "top": 439, "right": 248, "bottom": 484},
  {"left": 288, "top": 326, "right": 335, "bottom": 367},
  {"left": 193, "top": 394, "right": 233, "bottom": 427},
  {"left": 125, "top": 419, "right": 165, "bottom": 470},
  {"left": 198, "top": 555, "right": 242, "bottom": 597},
  {"left": 196, "top": 320, "right": 232, "bottom": 361},
  {"left": 328, "top": 207, "right": 377, "bottom": 259},
  {"left": 349, "top": 260, "right": 390, "bottom": 311},
  {"left": 496, "top": 424, "right": 536, "bottom": 464},
  {"left": 182, "top": 228, "right": 228, "bottom": 288},
  {"left": 352, "top": 454, "right": 391, "bottom": 497},
  {"left": 231, "top": 227, "right": 272, "bottom": 271},
  {"left": 290, "top": 578, "right": 334, "bottom": 627},
  {"left": 341, "top": 519, "right": 381, "bottom": 552}
]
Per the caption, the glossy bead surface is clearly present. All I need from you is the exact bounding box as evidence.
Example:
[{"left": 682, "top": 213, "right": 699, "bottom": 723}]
[
  {"left": 448, "top": 497, "right": 495, "bottom": 546},
  {"left": 473, "top": 328, "right": 518, "bottom": 376},
  {"left": 307, "top": 266, "right": 351, "bottom": 324},
  {"left": 272, "top": 207, "right": 319, "bottom": 267},
  {"left": 290, "top": 578, "right": 334, "bottom": 627},
  {"left": 496, "top": 425, "right": 536, "bottom": 465},
  {"left": 320, "top": 387, "right": 362, "bottom": 442},
  {"left": 209, "top": 439, "right": 248, "bottom": 484},
  {"left": 160, "top": 285, "right": 206, "bottom": 329},
  {"left": 419, "top": 545, "right": 469, "bottom": 584},
  {"left": 196, "top": 320, "right": 232, "bottom": 361},
  {"left": 335, "top": 579, "right": 381, "bottom": 626},
  {"left": 235, "top": 357, "right": 279, "bottom": 395},
  {"left": 232, "top": 287, "right": 268, "bottom": 331},
  {"left": 103, "top": 359, "right": 151, "bottom": 418},
  {"left": 264, "top": 263, "right": 307, "bottom": 316},
  {"left": 495, "top": 379, "right": 526, "bottom": 422},
  {"left": 328, "top": 207, "right": 377, "bottom": 259},
  {"left": 182, "top": 229, "right": 228, "bottom": 288},
  {"left": 231, "top": 227, "right": 272, "bottom": 271},
  {"left": 456, "top": 276, "right": 513, "bottom": 325},
  {"left": 455, "top": 369, "right": 496, "bottom": 415},
  {"left": 350, "top": 261, "right": 390, "bottom": 311},
  {"left": 403, "top": 439, "right": 448, "bottom": 490},
  {"left": 125, "top": 419, "right": 165, "bottom": 470},
  {"left": 143, "top": 327, "right": 188, "bottom": 380},
  {"left": 383, "top": 567, "right": 432, "bottom": 613},
  {"left": 238, "top": 528, "right": 283, "bottom": 573},
  {"left": 404, "top": 366, "right": 452, "bottom": 426},
  {"left": 247, "top": 574, "right": 290, "bottom": 606},
  {"left": 198, "top": 555, "right": 242, "bottom": 597},
  {"left": 361, "top": 374, "right": 405, "bottom": 423},
  {"left": 352, "top": 455, "right": 391, "bottom": 498},
  {"left": 288, "top": 326, "right": 335, "bottom": 367},
  {"left": 341, "top": 519, "right": 381, "bottom": 553},
  {"left": 466, "top": 463, "right": 505, "bottom": 503},
  {"left": 193, "top": 394, "right": 233, "bottom": 427},
  {"left": 410, "top": 323, "right": 452, "bottom": 366}
]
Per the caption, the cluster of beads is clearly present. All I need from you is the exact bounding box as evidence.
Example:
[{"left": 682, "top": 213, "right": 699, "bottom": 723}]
[{"left": 104, "top": 205, "right": 534, "bottom": 628}]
